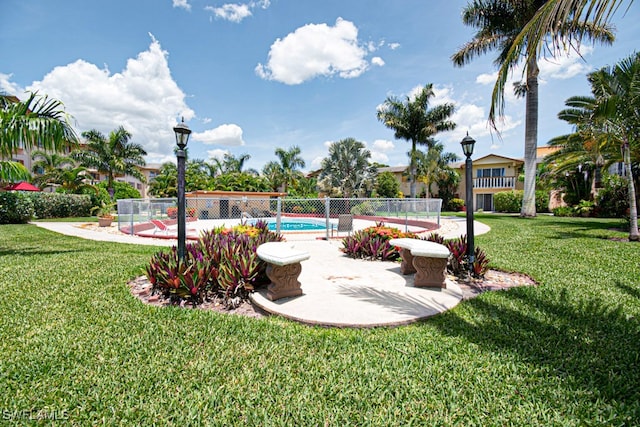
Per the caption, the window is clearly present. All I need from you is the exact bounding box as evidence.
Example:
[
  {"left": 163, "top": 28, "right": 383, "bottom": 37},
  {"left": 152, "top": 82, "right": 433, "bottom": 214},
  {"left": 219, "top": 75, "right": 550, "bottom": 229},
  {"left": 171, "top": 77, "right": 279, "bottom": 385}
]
[
  {"left": 476, "top": 168, "right": 505, "bottom": 178},
  {"left": 476, "top": 194, "right": 493, "bottom": 211}
]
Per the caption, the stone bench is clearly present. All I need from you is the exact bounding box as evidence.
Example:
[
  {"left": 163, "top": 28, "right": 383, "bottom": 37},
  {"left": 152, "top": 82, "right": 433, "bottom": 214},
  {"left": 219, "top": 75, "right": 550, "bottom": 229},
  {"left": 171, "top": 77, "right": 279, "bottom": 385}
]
[
  {"left": 256, "top": 242, "right": 310, "bottom": 301},
  {"left": 389, "top": 238, "right": 450, "bottom": 288}
]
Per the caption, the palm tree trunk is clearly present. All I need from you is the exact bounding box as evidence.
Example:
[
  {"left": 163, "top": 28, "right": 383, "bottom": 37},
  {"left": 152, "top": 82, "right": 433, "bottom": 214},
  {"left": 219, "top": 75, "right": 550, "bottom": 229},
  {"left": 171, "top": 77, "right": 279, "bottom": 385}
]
[
  {"left": 410, "top": 140, "right": 417, "bottom": 199},
  {"left": 521, "top": 58, "right": 539, "bottom": 217},
  {"left": 623, "top": 142, "right": 639, "bottom": 241}
]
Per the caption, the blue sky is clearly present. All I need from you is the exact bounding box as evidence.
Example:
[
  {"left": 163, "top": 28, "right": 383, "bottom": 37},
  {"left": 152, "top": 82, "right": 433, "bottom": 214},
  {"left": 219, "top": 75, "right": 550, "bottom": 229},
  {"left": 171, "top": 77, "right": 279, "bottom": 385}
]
[{"left": 1, "top": 0, "right": 638, "bottom": 173}]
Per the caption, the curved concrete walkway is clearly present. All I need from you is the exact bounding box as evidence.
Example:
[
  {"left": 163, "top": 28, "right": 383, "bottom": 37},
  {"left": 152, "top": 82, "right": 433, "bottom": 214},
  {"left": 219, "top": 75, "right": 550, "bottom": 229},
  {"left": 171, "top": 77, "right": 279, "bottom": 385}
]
[{"left": 33, "top": 217, "right": 490, "bottom": 327}]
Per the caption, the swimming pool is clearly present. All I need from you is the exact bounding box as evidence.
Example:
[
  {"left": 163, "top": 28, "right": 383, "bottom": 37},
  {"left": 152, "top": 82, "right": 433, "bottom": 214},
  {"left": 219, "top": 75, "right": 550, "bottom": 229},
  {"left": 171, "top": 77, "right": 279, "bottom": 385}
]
[{"left": 251, "top": 218, "right": 329, "bottom": 232}]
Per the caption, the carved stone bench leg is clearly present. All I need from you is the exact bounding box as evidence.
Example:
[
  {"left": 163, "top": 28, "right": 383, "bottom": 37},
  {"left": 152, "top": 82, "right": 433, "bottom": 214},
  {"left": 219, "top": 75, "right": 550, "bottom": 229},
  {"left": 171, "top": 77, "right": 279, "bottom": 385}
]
[
  {"left": 266, "top": 262, "right": 303, "bottom": 301},
  {"left": 398, "top": 248, "right": 417, "bottom": 275},
  {"left": 412, "top": 257, "right": 448, "bottom": 288}
]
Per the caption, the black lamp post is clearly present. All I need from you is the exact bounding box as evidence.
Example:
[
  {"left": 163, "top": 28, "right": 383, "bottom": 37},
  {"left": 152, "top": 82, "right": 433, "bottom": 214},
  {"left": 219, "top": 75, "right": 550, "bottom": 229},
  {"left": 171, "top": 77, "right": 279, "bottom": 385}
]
[
  {"left": 460, "top": 133, "right": 476, "bottom": 272},
  {"left": 173, "top": 118, "right": 191, "bottom": 263}
]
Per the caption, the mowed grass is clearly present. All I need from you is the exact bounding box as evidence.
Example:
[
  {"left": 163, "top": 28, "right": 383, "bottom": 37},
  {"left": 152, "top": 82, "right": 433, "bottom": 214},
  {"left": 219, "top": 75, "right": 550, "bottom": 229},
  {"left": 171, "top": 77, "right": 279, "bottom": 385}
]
[{"left": 0, "top": 215, "right": 638, "bottom": 425}]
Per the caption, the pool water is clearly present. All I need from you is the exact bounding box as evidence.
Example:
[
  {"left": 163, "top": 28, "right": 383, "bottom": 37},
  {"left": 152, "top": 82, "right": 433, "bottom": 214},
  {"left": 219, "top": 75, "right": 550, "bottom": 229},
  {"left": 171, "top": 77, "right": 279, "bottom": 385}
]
[{"left": 253, "top": 218, "right": 328, "bottom": 231}]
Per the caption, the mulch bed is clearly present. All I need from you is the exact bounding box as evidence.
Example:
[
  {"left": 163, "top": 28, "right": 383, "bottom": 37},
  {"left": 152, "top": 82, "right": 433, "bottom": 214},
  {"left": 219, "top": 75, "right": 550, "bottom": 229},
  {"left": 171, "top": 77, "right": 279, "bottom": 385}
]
[{"left": 128, "top": 269, "right": 537, "bottom": 319}]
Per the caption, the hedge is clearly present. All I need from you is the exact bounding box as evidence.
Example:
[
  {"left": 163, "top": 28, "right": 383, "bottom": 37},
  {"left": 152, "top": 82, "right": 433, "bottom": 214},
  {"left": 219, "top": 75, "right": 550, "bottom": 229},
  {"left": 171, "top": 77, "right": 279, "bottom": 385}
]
[
  {"left": 27, "top": 192, "right": 92, "bottom": 219},
  {"left": 493, "top": 190, "right": 549, "bottom": 213},
  {"left": 0, "top": 192, "right": 35, "bottom": 224}
]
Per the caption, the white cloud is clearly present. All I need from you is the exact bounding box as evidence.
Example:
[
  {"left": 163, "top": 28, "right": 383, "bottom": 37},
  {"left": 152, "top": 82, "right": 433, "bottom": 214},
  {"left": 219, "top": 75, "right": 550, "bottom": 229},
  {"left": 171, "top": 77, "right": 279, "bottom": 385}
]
[
  {"left": 207, "top": 148, "right": 230, "bottom": 160},
  {"left": 539, "top": 46, "right": 594, "bottom": 81},
  {"left": 26, "top": 34, "right": 195, "bottom": 163},
  {"left": 371, "top": 57, "right": 385, "bottom": 67},
  {"left": 172, "top": 0, "right": 191, "bottom": 10},
  {"left": 0, "top": 73, "right": 23, "bottom": 95},
  {"left": 388, "top": 42, "right": 400, "bottom": 50},
  {"left": 192, "top": 123, "right": 245, "bottom": 146},
  {"left": 206, "top": 3, "right": 252, "bottom": 23},
  {"left": 476, "top": 72, "right": 497, "bottom": 86},
  {"left": 372, "top": 139, "right": 394, "bottom": 152},
  {"left": 255, "top": 18, "right": 370, "bottom": 85}
]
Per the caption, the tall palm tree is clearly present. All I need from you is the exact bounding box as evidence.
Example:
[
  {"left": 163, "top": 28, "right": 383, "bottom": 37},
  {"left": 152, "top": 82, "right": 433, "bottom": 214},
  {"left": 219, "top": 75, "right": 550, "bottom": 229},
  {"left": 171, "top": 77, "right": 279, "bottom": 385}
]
[
  {"left": 274, "top": 146, "right": 306, "bottom": 193},
  {"left": 453, "top": 0, "right": 615, "bottom": 216},
  {"left": 74, "top": 126, "right": 147, "bottom": 196},
  {"left": 377, "top": 84, "right": 456, "bottom": 198},
  {"left": 1, "top": 92, "right": 79, "bottom": 181},
  {"left": 493, "top": 0, "right": 633, "bottom": 125},
  {"left": 588, "top": 53, "right": 639, "bottom": 240},
  {"left": 320, "top": 138, "right": 374, "bottom": 198}
]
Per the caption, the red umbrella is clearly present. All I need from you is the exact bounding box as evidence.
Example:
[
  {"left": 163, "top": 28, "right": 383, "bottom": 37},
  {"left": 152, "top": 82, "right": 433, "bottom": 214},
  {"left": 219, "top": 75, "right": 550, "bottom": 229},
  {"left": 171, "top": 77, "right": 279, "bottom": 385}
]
[{"left": 4, "top": 182, "right": 41, "bottom": 191}]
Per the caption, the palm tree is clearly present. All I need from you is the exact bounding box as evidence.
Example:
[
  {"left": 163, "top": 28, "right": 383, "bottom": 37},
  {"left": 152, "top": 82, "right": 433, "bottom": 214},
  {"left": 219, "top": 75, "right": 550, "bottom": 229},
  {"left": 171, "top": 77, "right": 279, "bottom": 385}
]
[
  {"left": 1, "top": 92, "right": 79, "bottom": 182},
  {"left": 30, "top": 150, "right": 75, "bottom": 188},
  {"left": 149, "top": 162, "right": 177, "bottom": 197},
  {"left": 587, "top": 53, "right": 639, "bottom": 240},
  {"left": 274, "top": 146, "right": 306, "bottom": 193},
  {"left": 493, "top": 0, "right": 633, "bottom": 124},
  {"left": 74, "top": 126, "right": 147, "bottom": 196},
  {"left": 57, "top": 166, "right": 98, "bottom": 194},
  {"left": 415, "top": 142, "right": 460, "bottom": 197},
  {"left": 377, "top": 84, "right": 456, "bottom": 198},
  {"left": 262, "top": 161, "right": 285, "bottom": 192},
  {"left": 320, "top": 138, "right": 374, "bottom": 198},
  {"left": 452, "top": 0, "right": 615, "bottom": 216}
]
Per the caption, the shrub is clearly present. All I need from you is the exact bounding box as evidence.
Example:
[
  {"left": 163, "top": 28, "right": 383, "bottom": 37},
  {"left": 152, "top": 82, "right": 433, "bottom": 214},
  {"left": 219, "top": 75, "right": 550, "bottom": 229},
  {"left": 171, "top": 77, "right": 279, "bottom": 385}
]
[
  {"left": 146, "top": 219, "right": 283, "bottom": 307},
  {"left": 166, "top": 207, "right": 196, "bottom": 219},
  {"left": 448, "top": 198, "right": 465, "bottom": 212},
  {"left": 351, "top": 201, "right": 376, "bottom": 216},
  {"left": 494, "top": 191, "right": 521, "bottom": 213},
  {"left": 342, "top": 222, "right": 416, "bottom": 261},
  {"left": 439, "top": 234, "right": 489, "bottom": 279},
  {"left": 574, "top": 200, "right": 595, "bottom": 217},
  {"left": 0, "top": 192, "right": 34, "bottom": 224},
  {"left": 552, "top": 206, "right": 575, "bottom": 217},
  {"left": 596, "top": 174, "right": 629, "bottom": 218},
  {"left": 494, "top": 190, "right": 549, "bottom": 213},
  {"left": 97, "top": 181, "right": 141, "bottom": 200},
  {"left": 29, "top": 193, "right": 92, "bottom": 218}
]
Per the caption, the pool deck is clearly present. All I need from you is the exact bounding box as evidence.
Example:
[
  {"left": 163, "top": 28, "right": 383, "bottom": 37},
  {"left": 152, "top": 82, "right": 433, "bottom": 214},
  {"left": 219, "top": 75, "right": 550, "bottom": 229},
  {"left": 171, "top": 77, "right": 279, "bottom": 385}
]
[{"left": 33, "top": 217, "right": 490, "bottom": 327}]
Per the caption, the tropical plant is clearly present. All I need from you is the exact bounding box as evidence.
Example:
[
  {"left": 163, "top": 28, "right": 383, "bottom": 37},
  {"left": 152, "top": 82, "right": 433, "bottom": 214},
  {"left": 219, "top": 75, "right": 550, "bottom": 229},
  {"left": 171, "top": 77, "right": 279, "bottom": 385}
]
[
  {"left": 320, "top": 138, "right": 376, "bottom": 198},
  {"left": 273, "top": 146, "right": 306, "bottom": 193},
  {"left": 74, "top": 126, "right": 147, "bottom": 196},
  {"left": 30, "top": 150, "right": 75, "bottom": 189},
  {"left": 587, "top": 52, "right": 640, "bottom": 240},
  {"left": 452, "top": 0, "right": 615, "bottom": 217},
  {"left": 146, "top": 220, "right": 282, "bottom": 307},
  {"left": 288, "top": 176, "right": 318, "bottom": 198},
  {"left": 414, "top": 142, "right": 459, "bottom": 197},
  {"left": 148, "top": 162, "right": 177, "bottom": 197},
  {"left": 377, "top": 84, "right": 456, "bottom": 198},
  {"left": 212, "top": 172, "right": 271, "bottom": 192},
  {"left": 342, "top": 223, "right": 416, "bottom": 261},
  {"left": 1, "top": 92, "right": 79, "bottom": 182}
]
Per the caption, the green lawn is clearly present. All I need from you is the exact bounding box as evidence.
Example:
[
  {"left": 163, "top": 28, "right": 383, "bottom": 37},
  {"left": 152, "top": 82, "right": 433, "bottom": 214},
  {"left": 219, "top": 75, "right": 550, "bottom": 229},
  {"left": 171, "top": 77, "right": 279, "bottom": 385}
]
[{"left": 1, "top": 215, "right": 638, "bottom": 425}]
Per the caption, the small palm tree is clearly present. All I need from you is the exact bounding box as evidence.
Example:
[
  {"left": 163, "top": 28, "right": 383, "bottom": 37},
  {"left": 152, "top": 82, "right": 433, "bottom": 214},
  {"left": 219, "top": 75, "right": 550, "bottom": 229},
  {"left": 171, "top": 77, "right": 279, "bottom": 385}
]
[
  {"left": 415, "top": 142, "right": 460, "bottom": 197},
  {"left": 148, "top": 162, "right": 177, "bottom": 197},
  {"left": 377, "top": 84, "right": 456, "bottom": 198},
  {"left": 74, "top": 126, "right": 147, "bottom": 196},
  {"left": 31, "top": 150, "right": 75, "bottom": 189}
]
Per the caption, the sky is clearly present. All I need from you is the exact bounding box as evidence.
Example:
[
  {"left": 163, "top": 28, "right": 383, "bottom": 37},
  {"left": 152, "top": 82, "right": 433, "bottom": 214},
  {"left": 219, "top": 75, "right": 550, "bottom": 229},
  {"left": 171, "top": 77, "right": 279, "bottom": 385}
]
[{"left": 1, "top": 0, "right": 638, "bottom": 173}]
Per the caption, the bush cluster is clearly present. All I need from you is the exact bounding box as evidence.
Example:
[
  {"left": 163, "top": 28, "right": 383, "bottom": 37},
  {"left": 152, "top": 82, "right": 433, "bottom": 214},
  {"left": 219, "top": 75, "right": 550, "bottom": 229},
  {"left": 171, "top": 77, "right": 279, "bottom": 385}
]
[
  {"left": 341, "top": 224, "right": 490, "bottom": 279},
  {"left": 146, "top": 220, "right": 283, "bottom": 307},
  {"left": 0, "top": 192, "right": 34, "bottom": 224},
  {"left": 596, "top": 174, "right": 629, "bottom": 218},
  {"left": 493, "top": 190, "right": 549, "bottom": 213},
  {"left": 447, "top": 198, "right": 465, "bottom": 212},
  {"left": 29, "top": 193, "right": 92, "bottom": 219},
  {"left": 342, "top": 223, "right": 417, "bottom": 261}
]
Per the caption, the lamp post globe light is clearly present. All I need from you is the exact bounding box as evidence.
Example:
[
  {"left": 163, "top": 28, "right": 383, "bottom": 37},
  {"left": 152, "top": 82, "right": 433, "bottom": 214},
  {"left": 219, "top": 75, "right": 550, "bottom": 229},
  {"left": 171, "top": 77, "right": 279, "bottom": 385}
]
[
  {"left": 173, "top": 118, "right": 192, "bottom": 263},
  {"left": 460, "top": 133, "right": 476, "bottom": 273}
]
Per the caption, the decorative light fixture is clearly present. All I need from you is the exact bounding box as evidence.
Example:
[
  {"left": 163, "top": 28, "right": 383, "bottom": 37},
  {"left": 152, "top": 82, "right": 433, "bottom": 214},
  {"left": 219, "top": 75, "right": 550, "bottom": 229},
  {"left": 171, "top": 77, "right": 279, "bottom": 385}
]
[
  {"left": 173, "top": 117, "right": 192, "bottom": 262},
  {"left": 460, "top": 133, "right": 476, "bottom": 273}
]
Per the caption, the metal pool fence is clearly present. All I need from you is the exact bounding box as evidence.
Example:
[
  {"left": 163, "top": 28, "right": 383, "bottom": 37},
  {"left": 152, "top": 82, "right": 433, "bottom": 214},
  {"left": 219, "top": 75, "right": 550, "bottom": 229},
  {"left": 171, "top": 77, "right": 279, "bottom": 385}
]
[{"left": 117, "top": 197, "right": 442, "bottom": 240}]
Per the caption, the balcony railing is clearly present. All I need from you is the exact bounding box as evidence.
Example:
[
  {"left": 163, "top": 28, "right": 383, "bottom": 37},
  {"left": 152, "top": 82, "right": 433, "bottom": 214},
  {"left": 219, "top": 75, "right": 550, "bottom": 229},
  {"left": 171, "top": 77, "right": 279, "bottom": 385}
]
[{"left": 473, "top": 176, "right": 516, "bottom": 189}]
